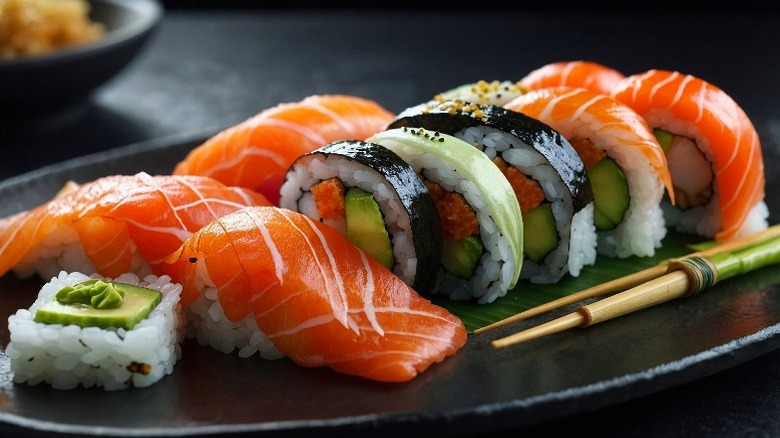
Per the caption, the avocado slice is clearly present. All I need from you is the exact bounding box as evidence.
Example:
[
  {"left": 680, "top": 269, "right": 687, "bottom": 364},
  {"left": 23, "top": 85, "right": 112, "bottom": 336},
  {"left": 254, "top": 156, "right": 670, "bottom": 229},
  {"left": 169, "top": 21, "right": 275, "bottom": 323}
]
[
  {"left": 588, "top": 157, "right": 630, "bottom": 231},
  {"left": 345, "top": 186, "right": 395, "bottom": 269},
  {"left": 34, "top": 281, "right": 162, "bottom": 330},
  {"left": 523, "top": 202, "right": 559, "bottom": 262},
  {"left": 441, "top": 236, "right": 483, "bottom": 279},
  {"left": 653, "top": 129, "right": 674, "bottom": 152}
]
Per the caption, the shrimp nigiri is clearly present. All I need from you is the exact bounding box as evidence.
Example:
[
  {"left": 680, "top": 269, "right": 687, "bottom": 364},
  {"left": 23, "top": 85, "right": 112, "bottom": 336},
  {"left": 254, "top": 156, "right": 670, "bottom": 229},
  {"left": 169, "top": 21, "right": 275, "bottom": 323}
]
[
  {"left": 173, "top": 94, "right": 395, "bottom": 205},
  {"left": 0, "top": 172, "right": 271, "bottom": 280},
  {"left": 506, "top": 86, "right": 673, "bottom": 258},
  {"left": 519, "top": 60, "right": 625, "bottom": 95},
  {"left": 610, "top": 69, "right": 768, "bottom": 241},
  {"left": 166, "top": 206, "right": 467, "bottom": 383}
]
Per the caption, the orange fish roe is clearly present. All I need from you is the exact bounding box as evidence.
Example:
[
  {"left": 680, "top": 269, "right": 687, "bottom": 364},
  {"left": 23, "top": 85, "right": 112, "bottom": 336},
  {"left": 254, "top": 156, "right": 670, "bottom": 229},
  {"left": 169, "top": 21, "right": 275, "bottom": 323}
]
[
  {"left": 310, "top": 177, "right": 345, "bottom": 220},
  {"left": 493, "top": 157, "right": 545, "bottom": 212},
  {"left": 424, "top": 180, "right": 479, "bottom": 240},
  {"left": 568, "top": 136, "right": 606, "bottom": 170}
]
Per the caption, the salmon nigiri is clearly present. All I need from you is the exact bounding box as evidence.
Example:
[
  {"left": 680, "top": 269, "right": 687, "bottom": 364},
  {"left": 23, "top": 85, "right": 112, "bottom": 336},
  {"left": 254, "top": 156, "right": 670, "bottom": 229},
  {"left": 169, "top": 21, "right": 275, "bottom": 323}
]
[
  {"left": 173, "top": 94, "right": 395, "bottom": 205},
  {"left": 519, "top": 60, "right": 625, "bottom": 95},
  {"left": 610, "top": 69, "right": 768, "bottom": 242},
  {"left": 506, "top": 86, "right": 673, "bottom": 258},
  {"left": 0, "top": 172, "right": 271, "bottom": 280},
  {"left": 166, "top": 206, "right": 467, "bottom": 383}
]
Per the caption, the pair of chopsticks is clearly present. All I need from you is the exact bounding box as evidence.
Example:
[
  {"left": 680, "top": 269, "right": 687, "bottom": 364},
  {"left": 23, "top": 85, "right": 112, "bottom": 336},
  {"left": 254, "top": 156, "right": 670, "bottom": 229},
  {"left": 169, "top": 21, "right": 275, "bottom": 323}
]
[{"left": 477, "top": 224, "right": 780, "bottom": 349}]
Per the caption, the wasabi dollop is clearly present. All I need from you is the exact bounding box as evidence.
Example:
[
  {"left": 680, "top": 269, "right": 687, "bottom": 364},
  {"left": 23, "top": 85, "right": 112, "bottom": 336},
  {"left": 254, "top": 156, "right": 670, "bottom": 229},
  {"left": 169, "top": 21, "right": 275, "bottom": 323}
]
[{"left": 55, "top": 279, "right": 124, "bottom": 309}]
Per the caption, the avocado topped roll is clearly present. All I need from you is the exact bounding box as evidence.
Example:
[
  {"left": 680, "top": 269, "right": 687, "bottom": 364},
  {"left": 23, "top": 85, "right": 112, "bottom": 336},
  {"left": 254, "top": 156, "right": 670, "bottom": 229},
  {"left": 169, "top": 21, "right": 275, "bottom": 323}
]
[
  {"left": 7, "top": 271, "right": 184, "bottom": 390},
  {"left": 279, "top": 140, "right": 442, "bottom": 293},
  {"left": 388, "top": 100, "right": 596, "bottom": 284},
  {"left": 368, "top": 127, "right": 523, "bottom": 304}
]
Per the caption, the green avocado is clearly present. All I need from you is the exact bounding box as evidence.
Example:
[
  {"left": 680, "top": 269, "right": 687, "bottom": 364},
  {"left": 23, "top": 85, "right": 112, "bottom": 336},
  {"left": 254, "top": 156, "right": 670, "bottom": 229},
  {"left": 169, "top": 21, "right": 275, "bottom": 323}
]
[
  {"left": 522, "top": 202, "right": 559, "bottom": 262},
  {"left": 34, "top": 280, "right": 162, "bottom": 330},
  {"left": 653, "top": 129, "right": 674, "bottom": 152},
  {"left": 345, "top": 186, "right": 395, "bottom": 269},
  {"left": 589, "top": 157, "right": 630, "bottom": 230},
  {"left": 441, "top": 236, "right": 483, "bottom": 279}
]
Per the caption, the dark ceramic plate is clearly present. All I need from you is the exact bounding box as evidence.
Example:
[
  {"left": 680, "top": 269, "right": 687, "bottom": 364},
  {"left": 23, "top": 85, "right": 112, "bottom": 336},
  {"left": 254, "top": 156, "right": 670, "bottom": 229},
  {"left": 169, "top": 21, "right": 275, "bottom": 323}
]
[
  {"left": 1, "top": 131, "right": 780, "bottom": 437},
  {"left": 0, "top": 0, "right": 162, "bottom": 117}
]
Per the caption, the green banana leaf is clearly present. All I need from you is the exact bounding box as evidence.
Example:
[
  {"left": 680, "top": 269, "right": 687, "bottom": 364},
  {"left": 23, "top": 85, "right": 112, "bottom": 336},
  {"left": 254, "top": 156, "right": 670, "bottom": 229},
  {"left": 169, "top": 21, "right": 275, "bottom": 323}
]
[{"left": 433, "top": 231, "right": 700, "bottom": 332}]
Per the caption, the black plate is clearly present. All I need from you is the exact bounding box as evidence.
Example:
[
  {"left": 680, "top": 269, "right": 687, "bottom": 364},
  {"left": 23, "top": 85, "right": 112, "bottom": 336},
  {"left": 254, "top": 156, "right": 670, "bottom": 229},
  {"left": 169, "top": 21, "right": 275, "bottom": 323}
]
[{"left": 1, "top": 131, "right": 780, "bottom": 437}]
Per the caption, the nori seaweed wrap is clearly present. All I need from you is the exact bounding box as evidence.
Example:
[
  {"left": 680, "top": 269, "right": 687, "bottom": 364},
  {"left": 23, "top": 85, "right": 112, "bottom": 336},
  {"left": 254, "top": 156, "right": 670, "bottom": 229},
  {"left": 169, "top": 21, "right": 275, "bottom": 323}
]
[
  {"left": 279, "top": 140, "right": 442, "bottom": 293},
  {"left": 389, "top": 100, "right": 596, "bottom": 284}
]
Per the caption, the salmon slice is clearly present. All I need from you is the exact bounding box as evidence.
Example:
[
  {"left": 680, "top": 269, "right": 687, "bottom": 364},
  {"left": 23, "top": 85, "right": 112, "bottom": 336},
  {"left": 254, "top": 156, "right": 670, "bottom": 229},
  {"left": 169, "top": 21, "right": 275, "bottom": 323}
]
[
  {"left": 519, "top": 60, "right": 625, "bottom": 95},
  {"left": 507, "top": 86, "right": 674, "bottom": 200},
  {"left": 0, "top": 172, "right": 271, "bottom": 280},
  {"left": 172, "top": 94, "right": 395, "bottom": 205},
  {"left": 166, "top": 206, "right": 468, "bottom": 383},
  {"left": 610, "top": 69, "right": 766, "bottom": 241}
]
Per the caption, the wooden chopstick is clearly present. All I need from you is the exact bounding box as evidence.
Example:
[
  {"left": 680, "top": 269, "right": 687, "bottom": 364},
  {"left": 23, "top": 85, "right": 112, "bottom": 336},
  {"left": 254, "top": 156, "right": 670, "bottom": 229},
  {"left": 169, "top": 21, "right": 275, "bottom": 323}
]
[
  {"left": 475, "top": 224, "right": 780, "bottom": 334},
  {"left": 490, "top": 229, "right": 780, "bottom": 349}
]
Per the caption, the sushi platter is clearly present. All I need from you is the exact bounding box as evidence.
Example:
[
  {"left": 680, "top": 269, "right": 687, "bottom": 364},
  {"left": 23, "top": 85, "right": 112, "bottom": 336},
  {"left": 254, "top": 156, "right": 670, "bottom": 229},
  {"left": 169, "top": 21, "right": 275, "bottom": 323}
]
[{"left": 1, "top": 54, "right": 780, "bottom": 435}]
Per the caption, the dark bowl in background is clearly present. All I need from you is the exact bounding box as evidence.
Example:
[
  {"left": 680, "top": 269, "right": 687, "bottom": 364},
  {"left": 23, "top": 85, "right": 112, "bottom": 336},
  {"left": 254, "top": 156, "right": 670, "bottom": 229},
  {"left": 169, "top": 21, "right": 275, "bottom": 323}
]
[{"left": 0, "top": 0, "right": 163, "bottom": 119}]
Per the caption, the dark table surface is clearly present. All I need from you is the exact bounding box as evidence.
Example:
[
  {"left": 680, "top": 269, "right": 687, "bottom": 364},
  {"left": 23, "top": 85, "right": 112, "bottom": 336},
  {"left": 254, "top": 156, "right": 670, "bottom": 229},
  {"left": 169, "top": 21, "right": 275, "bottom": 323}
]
[{"left": 2, "top": 4, "right": 780, "bottom": 437}]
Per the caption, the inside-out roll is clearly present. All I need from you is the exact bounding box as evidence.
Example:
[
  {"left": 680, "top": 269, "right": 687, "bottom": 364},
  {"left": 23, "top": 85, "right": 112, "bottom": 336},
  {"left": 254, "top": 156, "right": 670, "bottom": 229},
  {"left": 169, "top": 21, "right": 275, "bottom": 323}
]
[
  {"left": 506, "top": 86, "right": 673, "bottom": 258},
  {"left": 389, "top": 100, "right": 596, "bottom": 284},
  {"left": 367, "top": 127, "right": 523, "bottom": 304},
  {"left": 610, "top": 69, "right": 768, "bottom": 242},
  {"left": 279, "top": 140, "right": 442, "bottom": 293}
]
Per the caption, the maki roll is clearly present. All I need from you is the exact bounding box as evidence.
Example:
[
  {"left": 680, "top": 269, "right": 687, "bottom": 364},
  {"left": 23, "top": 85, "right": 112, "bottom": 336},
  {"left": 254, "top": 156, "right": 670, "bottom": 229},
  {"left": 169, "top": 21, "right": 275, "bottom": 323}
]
[
  {"left": 279, "top": 140, "right": 442, "bottom": 293},
  {"left": 367, "top": 127, "right": 524, "bottom": 304},
  {"left": 506, "top": 86, "right": 674, "bottom": 258},
  {"left": 6, "top": 271, "right": 184, "bottom": 390},
  {"left": 610, "top": 70, "right": 768, "bottom": 241},
  {"left": 388, "top": 100, "right": 596, "bottom": 284}
]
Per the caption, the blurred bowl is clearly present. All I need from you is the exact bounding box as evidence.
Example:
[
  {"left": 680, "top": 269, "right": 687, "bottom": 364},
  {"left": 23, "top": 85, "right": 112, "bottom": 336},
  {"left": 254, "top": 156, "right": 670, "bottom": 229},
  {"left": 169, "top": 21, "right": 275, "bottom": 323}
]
[{"left": 0, "top": 0, "right": 163, "bottom": 118}]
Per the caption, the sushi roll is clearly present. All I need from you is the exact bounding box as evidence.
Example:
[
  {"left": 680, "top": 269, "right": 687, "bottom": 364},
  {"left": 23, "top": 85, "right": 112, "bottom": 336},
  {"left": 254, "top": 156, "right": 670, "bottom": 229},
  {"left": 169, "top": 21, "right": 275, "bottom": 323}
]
[
  {"left": 279, "top": 140, "right": 442, "bottom": 293},
  {"left": 388, "top": 101, "right": 596, "bottom": 284},
  {"left": 506, "top": 87, "right": 674, "bottom": 258},
  {"left": 6, "top": 271, "right": 184, "bottom": 390},
  {"left": 432, "top": 79, "right": 526, "bottom": 106},
  {"left": 610, "top": 70, "right": 768, "bottom": 241},
  {"left": 367, "top": 127, "right": 524, "bottom": 303}
]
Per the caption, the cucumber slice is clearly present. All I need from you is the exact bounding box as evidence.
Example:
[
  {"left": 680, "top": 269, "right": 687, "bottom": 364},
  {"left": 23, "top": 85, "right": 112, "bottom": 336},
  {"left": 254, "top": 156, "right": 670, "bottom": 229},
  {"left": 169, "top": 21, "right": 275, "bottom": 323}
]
[
  {"left": 34, "top": 281, "right": 162, "bottom": 330},
  {"left": 345, "top": 186, "right": 394, "bottom": 269},
  {"left": 523, "top": 203, "right": 559, "bottom": 262},
  {"left": 589, "top": 157, "right": 630, "bottom": 230},
  {"left": 441, "top": 236, "right": 483, "bottom": 278},
  {"left": 653, "top": 129, "right": 674, "bottom": 152}
]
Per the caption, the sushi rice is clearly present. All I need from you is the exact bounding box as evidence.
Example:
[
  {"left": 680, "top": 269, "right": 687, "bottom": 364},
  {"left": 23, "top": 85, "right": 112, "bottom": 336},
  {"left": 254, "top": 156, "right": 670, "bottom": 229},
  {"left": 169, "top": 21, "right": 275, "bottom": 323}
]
[
  {"left": 457, "top": 125, "right": 597, "bottom": 282},
  {"left": 185, "top": 284, "right": 284, "bottom": 360},
  {"left": 6, "top": 271, "right": 184, "bottom": 390}
]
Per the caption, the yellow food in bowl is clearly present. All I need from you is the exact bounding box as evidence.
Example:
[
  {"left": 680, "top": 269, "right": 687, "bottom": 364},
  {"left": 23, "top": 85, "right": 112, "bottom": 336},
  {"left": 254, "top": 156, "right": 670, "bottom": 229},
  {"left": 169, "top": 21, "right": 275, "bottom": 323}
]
[{"left": 0, "top": 0, "right": 106, "bottom": 60}]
